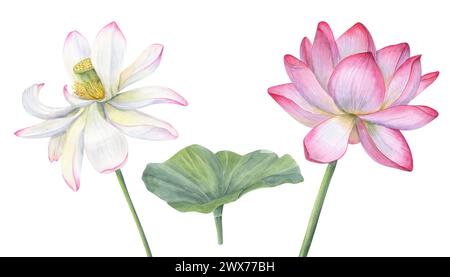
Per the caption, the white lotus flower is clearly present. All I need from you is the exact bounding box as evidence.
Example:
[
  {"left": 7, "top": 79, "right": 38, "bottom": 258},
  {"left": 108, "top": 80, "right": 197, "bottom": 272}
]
[{"left": 16, "top": 22, "right": 188, "bottom": 191}]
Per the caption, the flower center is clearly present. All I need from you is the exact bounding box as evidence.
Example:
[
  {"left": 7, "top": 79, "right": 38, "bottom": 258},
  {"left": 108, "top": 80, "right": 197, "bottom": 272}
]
[{"left": 72, "top": 58, "right": 105, "bottom": 100}]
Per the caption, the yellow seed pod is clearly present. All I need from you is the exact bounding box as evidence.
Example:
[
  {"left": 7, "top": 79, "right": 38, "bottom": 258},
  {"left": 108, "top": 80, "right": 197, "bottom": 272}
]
[{"left": 73, "top": 58, "right": 94, "bottom": 74}]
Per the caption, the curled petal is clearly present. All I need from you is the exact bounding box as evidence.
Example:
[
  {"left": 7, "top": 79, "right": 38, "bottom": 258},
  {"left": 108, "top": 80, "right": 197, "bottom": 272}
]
[
  {"left": 299, "top": 37, "right": 312, "bottom": 66},
  {"left": 63, "top": 31, "right": 91, "bottom": 78},
  {"left": 284, "top": 55, "right": 342, "bottom": 114},
  {"left": 119, "top": 44, "right": 163, "bottom": 90},
  {"left": 337, "top": 23, "right": 376, "bottom": 60},
  {"left": 385, "top": 55, "right": 422, "bottom": 106},
  {"left": 328, "top": 53, "right": 385, "bottom": 114},
  {"left": 22, "top": 84, "right": 75, "bottom": 119},
  {"left": 60, "top": 112, "right": 87, "bottom": 191},
  {"left": 357, "top": 119, "right": 412, "bottom": 171},
  {"left": 268, "top": 83, "right": 330, "bottom": 127},
  {"left": 48, "top": 133, "right": 66, "bottom": 162},
  {"left": 105, "top": 104, "right": 178, "bottom": 140},
  {"left": 109, "top": 86, "right": 187, "bottom": 110},
  {"left": 303, "top": 116, "right": 355, "bottom": 163},
  {"left": 91, "top": 22, "right": 126, "bottom": 99},
  {"left": 15, "top": 110, "right": 82, "bottom": 138},
  {"left": 359, "top": 105, "right": 438, "bottom": 130},
  {"left": 415, "top": 71, "right": 439, "bottom": 97},
  {"left": 376, "top": 43, "right": 410, "bottom": 83},
  {"left": 63, "top": 85, "right": 95, "bottom": 107},
  {"left": 84, "top": 104, "right": 128, "bottom": 173},
  {"left": 311, "top": 21, "right": 340, "bottom": 88}
]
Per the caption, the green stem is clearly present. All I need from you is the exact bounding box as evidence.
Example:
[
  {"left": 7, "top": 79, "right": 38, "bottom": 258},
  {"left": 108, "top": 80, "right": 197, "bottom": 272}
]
[
  {"left": 115, "top": 169, "right": 152, "bottom": 257},
  {"left": 214, "top": 205, "right": 224, "bottom": 245},
  {"left": 299, "top": 161, "right": 337, "bottom": 257}
]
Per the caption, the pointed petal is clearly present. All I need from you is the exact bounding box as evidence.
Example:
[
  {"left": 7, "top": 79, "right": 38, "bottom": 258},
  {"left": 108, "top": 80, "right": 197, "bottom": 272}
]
[
  {"left": 91, "top": 22, "right": 126, "bottom": 99},
  {"left": 376, "top": 43, "right": 410, "bottom": 82},
  {"left": 63, "top": 31, "right": 91, "bottom": 78},
  {"left": 299, "top": 37, "right": 312, "bottom": 66},
  {"left": 60, "top": 111, "right": 86, "bottom": 191},
  {"left": 328, "top": 52, "right": 385, "bottom": 114},
  {"left": 84, "top": 104, "right": 128, "bottom": 173},
  {"left": 284, "top": 55, "right": 342, "bottom": 114},
  {"left": 48, "top": 133, "right": 66, "bottom": 162},
  {"left": 357, "top": 119, "right": 412, "bottom": 171},
  {"left": 359, "top": 105, "right": 438, "bottom": 130},
  {"left": 311, "top": 21, "right": 340, "bottom": 88},
  {"left": 337, "top": 23, "right": 376, "bottom": 60},
  {"left": 385, "top": 55, "right": 422, "bottom": 106},
  {"left": 416, "top": 71, "right": 439, "bottom": 97},
  {"left": 63, "top": 85, "right": 95, "bottom": 107},
  {"left": 15, "top": 110, "right": 82, "bottom": 138},
  {"left": 109, "top": 86, "right": 187, "bottom": 110},
  {"left": 105, "top": 104, "right": 178, "bottom": 140},
  {"left": 268, "top": 83, "right": 331, "bottom": 127},
  {"left": 303, "top": 116, "right": 355, "bottom": 163},
  {"left": 119, "top": 44, "right": 163, "bottom": 90},
  {"left": 22, "top": 84, "right": 75, "bottom": 119}
]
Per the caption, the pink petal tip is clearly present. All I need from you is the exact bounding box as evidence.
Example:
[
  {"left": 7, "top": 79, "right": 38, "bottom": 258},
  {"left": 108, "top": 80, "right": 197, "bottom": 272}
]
[
  {"left": 63, "top": 175, "right": 80, "bottom": 192},
  {"left": 100, "top": 153, "right": 128, "bottom": 174}
]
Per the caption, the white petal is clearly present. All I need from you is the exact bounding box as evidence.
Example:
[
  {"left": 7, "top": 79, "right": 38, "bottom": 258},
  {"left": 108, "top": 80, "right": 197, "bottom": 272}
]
[
  {"left": 48, "top": 133, "right": 66, "bottom": 162},
  {"left": 91, "top": 22, "right": 126, "bottom": 100},
  {"left": 22, "top": 84, "right": 75, "bottom": 119},
  {"left": 105, "top": 104, "right": 178, "bottom": 140},
  {"left": 84, "top": 104, "right": 128, "bottom": 173},
  {"left": 63, "top": 85, "right": 95, "bottom": 107},
  {"left": 303, "top": 116, "right": 355, "bottom": 163},
  {"left": 63, "top": 31, "right": 91, "bottom": 78},
  {"left": 15, "top": 110, "right": 82, "bottom": 138},
  {"left": 109, "top": 86, "right": 187, "bottom": 110},
  {"left": 60, "top": 111, "right": 87, "bottom": 191},
  {"left": 119, "top": 44, "right": 163, "bottom": 90}
]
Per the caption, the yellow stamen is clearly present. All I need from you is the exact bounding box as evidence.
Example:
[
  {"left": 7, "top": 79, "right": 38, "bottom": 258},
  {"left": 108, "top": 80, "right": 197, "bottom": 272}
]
[
  {"left": 73, "top": 80, "right": 105, "bottom": 100},
  {"left": 72, "top": 58, "right": 105, "bottom": 100}
]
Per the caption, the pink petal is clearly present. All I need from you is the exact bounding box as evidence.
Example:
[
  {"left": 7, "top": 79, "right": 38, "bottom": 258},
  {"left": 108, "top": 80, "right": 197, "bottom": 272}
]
[
  {"left": 268, "top": 83, "right": 331, "bottom": 127},
  {"left": 384, "top": 55, "right": 422, "bottom": 106},
  {"left": 299, "top": 37, "right": 312, "bottom": 66},
  {"left": 376, "top": 43, "right": 410, "bottom": 83},
  {"left": 359, "top": 105, "right": 438, "bottom": 130},
  {"left": 349, "top": 126, "right": 360, "bottom": 144},
  {"left": 303, "top": 116, "right": 355, "bottom": 163},
  {"left": 415, "top": 71, "right": 439, "bottom": 97},
  {"left": 284, "top": 55, "right": 342, "bottom": 114},
  {"left": 328, "top": 52, "right": 385, "bottom": 114},
  {"left": 311, "top": 21, "right": 339, "bottom": 89},
  {"left": 357, "top": 119, "right": 413, "bottom": 171},
  {"left": 337, "top": 23, "right": 376, "bottom": 60}
]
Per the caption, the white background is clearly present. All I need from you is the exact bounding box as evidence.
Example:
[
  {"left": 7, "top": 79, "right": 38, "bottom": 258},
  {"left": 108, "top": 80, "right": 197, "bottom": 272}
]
[{"left": 0, "top": 0, "right": 449, "bottom": 257}]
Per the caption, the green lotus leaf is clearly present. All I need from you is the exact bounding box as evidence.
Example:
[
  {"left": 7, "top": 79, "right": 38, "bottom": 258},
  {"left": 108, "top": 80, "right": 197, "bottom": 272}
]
[{"left": 142, "top": 144, "right": 303, "bottom": 244}]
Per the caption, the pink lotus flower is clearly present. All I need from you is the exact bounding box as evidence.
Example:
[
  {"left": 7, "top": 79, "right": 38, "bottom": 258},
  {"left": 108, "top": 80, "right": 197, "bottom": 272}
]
[{"left": 268, "top": 22, "right": 439, "bottom": 171}]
